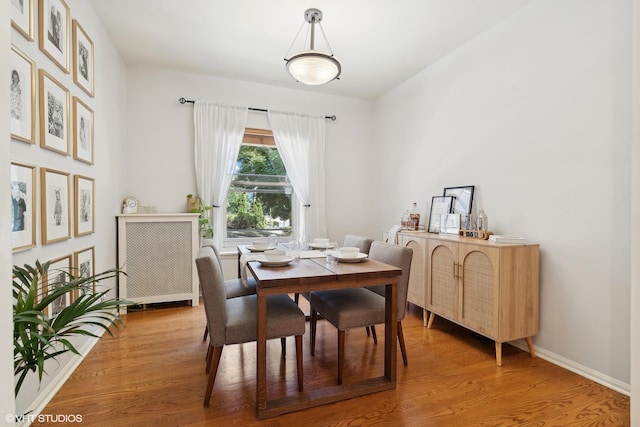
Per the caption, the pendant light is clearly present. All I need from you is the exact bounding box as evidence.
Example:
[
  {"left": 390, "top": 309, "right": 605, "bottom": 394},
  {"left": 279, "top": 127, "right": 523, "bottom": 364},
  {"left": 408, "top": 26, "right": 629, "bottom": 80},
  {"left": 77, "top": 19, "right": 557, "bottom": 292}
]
[{"left": 284, "top": 8, "right": 341, "bottom": 85}]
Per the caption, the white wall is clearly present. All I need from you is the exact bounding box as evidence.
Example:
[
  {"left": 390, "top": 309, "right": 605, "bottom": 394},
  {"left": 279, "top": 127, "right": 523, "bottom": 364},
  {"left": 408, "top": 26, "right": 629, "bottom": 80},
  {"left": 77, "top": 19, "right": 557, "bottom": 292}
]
[
  {"left": 124, "top": 66, "right": 377, "bottom": 246},
  {"left": 2, "top": 1, "right": 17, "bottom": 422},
  {"left": 374, "top": 0, "right": 632, "bottom": 389},
  {"left": 9, "top": 0, "right": 128, "bottom": 416}
]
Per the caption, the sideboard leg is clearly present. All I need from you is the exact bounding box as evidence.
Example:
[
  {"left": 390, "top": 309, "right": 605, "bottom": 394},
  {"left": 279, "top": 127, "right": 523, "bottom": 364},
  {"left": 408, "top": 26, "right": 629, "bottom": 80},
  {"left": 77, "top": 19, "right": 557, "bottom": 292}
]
[
  {"left": 422, "top": 309, "right": 428, "bottom": 327},
  {"left": 526, "top": 336, "right": 536, "bottom": 358},
  {"left": 427, "top": 312, "right": 436, "bottom": 328},
  {"left": 495, "top": 341, "right": 502, "bottom": 366}
]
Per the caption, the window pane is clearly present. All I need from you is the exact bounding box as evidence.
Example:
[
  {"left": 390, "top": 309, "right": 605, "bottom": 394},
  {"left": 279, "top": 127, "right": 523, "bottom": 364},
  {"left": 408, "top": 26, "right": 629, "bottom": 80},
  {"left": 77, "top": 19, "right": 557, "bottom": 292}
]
[{"left": 226, "top": 144, "right": 293, "bottom": 239}]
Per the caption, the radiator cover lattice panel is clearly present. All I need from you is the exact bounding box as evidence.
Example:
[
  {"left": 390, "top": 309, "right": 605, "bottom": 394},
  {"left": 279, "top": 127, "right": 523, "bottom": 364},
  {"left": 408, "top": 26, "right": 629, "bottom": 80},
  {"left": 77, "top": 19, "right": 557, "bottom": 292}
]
[{"left": 124, "top": 221, "right": 193, "bottom": 299}]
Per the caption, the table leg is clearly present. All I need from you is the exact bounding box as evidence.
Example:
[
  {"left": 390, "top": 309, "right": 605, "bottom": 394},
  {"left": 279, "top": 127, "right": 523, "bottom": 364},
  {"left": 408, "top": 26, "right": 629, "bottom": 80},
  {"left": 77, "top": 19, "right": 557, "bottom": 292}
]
[
  {"left": 384, "top": 280, "right": 398, "bottom": 382},
  {"left": 256, "top": 293, "right": 267, "bottom": 412}
]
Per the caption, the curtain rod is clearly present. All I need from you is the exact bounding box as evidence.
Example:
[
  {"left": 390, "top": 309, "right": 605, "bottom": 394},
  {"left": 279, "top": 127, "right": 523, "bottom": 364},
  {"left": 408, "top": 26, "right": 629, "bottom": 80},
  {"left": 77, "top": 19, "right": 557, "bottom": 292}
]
[{"left": 178, "top": 97, "right": 336, "bottom": 121}]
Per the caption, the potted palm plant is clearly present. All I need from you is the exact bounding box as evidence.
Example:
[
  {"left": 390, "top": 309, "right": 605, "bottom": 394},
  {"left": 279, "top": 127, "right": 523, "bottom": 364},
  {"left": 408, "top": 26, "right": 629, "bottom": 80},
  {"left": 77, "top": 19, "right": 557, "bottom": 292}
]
[{"left": 13, "top": 260, "right": 130, "bottom": 396}]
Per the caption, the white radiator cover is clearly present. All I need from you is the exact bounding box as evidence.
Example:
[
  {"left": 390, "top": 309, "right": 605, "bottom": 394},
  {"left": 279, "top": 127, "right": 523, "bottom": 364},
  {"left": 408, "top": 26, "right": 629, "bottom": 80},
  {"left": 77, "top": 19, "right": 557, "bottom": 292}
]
[{"left": 117, "top": 214, "right": 200, "bottom": 312}]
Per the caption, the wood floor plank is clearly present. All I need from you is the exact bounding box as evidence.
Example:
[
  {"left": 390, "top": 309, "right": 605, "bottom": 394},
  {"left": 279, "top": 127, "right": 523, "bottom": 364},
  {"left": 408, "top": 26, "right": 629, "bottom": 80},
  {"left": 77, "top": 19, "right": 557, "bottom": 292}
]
[{"left": 32, "top": 302, "right": 629, "bottom": 426}]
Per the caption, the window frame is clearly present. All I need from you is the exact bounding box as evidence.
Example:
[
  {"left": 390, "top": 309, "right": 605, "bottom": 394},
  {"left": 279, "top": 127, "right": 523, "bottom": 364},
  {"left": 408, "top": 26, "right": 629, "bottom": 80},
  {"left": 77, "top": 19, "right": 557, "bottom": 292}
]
[{"left": 221, "top": 128, "right": 297, "bottom": 249}]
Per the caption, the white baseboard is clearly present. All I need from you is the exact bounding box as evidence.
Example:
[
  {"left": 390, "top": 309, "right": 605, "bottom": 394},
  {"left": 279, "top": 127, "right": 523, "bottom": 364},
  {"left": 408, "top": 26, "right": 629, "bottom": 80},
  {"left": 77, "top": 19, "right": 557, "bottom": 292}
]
[{"left": 510, "top": 339, "right": 630, "bottom": 396}]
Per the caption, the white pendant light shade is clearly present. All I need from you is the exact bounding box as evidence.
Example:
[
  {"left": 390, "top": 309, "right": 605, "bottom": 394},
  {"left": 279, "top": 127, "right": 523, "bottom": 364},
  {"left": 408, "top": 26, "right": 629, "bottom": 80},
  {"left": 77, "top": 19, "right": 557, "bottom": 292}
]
[
  {"left": 286, "top": 51, "right": 341, "bottom": 85},
  {"left": 284, "top": 8, "right": 341, "bottom": 85}
]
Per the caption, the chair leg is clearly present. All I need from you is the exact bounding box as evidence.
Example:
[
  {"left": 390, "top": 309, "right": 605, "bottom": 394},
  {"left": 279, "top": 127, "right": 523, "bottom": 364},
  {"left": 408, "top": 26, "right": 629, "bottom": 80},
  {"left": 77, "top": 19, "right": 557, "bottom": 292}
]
[
  {"left": 337, "top": 329, "right": 345, "bottom": 385},
  {"left": 204, "top": 346, "right": 223, "bottom": 407},
  {"left": 295, "top": 335, "right": 303, "bottom": 392},
  {"left": 205, "top": 343, "right": 214, "bottom": 373},
  {"left": 310, "top": 309, "right": 318, "bottom": 356},
  {"left": 281, "top": 337, "right": 286, "bottom": 358},
  {"left": 294, "top": 293, "right": 300, "bottom": 304},
  {"left": 203, "top": 324, "right": 208, "bottom": 341},
  {"left": 370, "top": 325, "right": 378, "bottom": 344},
  {"left": 397, "top": 321, "right": 408, "bottom": 366},
  {"left": 365, "top": 326, "right": 370, "bottom": 336}
]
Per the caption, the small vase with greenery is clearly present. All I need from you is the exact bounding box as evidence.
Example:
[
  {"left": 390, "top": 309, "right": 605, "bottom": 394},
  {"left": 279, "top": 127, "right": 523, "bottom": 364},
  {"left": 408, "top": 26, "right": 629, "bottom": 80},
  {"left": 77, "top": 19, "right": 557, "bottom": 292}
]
[
  {"left": 13, "top": 260, "right": 130, "bottom": 396},
  {"left": 186, "top": 194, "right": 214, "bottom": 239}
]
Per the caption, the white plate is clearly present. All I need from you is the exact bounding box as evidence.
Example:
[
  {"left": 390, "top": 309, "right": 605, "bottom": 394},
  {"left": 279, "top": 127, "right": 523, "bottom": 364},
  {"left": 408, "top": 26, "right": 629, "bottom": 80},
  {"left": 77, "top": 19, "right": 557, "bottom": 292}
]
[
  {"left": 247, "top": 245, "right": 276, "bottom": 252},
  {"left": 257, "top": 257, "right": 294, "bottom": 267},
  {"left": 308, "top": 242, "right": 334, "bottom": 249},
  {"left": 327, "top": 251, "right": 368, "bottom": 263}
]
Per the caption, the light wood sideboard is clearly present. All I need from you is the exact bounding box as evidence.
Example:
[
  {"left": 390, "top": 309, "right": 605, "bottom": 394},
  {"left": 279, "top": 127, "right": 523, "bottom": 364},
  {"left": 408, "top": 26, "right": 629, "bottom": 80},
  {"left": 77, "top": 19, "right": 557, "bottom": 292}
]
[{"left": 387, "top": 230, "right": 540, "bottom": 366}]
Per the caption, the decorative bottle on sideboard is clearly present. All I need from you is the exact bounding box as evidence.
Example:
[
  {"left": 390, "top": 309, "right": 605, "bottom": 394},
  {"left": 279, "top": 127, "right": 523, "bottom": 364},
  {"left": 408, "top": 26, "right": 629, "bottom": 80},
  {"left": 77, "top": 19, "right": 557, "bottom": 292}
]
[
  {"left": 477, "top": 209, "right": 488, "bottom": 231},
  {"left": 410, "top": 202, "right": 420, "bottom": 231}
]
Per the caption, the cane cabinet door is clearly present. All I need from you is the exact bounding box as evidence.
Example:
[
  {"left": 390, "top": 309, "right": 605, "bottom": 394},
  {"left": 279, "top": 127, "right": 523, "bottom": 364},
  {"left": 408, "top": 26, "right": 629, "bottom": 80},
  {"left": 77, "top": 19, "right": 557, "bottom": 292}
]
[
  {"left": 458, "top": 244, "right": 500, "bottom": 338},
  {"left": 427, "top": 239, "right": 458, "bottom": 321}
]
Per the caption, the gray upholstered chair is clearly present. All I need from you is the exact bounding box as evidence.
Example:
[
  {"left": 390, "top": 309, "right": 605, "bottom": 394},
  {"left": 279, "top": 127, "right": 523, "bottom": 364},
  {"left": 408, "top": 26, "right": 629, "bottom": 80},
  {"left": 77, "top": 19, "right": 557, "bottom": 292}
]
[
  {"left": 200, "top": 240, "right": 256, "bottom": 341},
  {"left": 342, "top": 234, "right": 374, "bottom": 254},
  {"left": 309, "top": 241, "right": 413, "bottom": 385},
  {"left": 195, "top": 247, "right": 305, "bottom": 407},
  {"left": 295, "top": 234, "right": 374, "bottom": 305}
]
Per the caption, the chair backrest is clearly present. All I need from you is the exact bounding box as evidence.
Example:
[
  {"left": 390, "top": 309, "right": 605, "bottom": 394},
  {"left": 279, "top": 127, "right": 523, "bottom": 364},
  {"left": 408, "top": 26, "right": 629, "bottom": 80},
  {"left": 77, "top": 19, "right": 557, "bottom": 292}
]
[
  {"left": 367, "top": 241, "right": 413, "bottom": 320},
  {"left": 343, "top": 234, "right": 374, "bottom": 254},
  {"left": 195, "top": 247, "right": 227, "bottom": 346},
  {"left": 200, "top": 238, "right": 223, "bottom": 269}
]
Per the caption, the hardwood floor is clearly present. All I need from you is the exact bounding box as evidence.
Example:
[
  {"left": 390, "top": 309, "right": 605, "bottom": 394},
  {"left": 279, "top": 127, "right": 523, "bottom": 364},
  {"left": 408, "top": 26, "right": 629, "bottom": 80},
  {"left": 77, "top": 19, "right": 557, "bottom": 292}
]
[{"left": 35, "top": 301, "right": 629, "bottom": 426}]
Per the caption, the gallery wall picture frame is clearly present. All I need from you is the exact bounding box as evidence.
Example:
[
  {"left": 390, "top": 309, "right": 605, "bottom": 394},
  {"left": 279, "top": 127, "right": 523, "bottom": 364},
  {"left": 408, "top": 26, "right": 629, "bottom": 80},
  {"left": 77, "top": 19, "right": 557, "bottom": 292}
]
[
  {"left": 74, "top": 246, "right": 95, "bottom": 299},
  {"left": 11, "top": 162, "right": 37, "bottom": 252},
  {"left": 428, "top": 195, "right": 454, "bottom": 234},
  {"left": 73, "top": 97, "right": 94, "bottom": 164},
  {"left": 42, "top": 254, "right": 72, "bottom": 317},
  {"left": 74, "top": 175, "right": 94, "bottom": 236},
  {"left": 41, "top": 167, "right": 71, "bottom": 244},
  {"left": 39, "top": 69, "right": 70, "bottom": 155},
  {"left": 10, "top": 45, "right": 36, "bottom": 144},
  {"left": 38, "top": 0, "right": 70, "bottom": 73},
  {"left": 11, "top": 0, "right": 34, "bottom": 41},
  {"left": 72, "top": 19, "right": 94, "bottom": 97},
  {"left": 443, "top": 185, "right": 475, "bottom": 216}
]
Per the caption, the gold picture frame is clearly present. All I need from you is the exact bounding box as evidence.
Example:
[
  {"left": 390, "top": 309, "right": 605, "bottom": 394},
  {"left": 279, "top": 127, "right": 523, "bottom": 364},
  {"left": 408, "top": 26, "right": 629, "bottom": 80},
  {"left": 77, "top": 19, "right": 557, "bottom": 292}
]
[
  {"left": 38, "top": 0, "right": 70, "bottom": 73},
  {"left": 11, "top": 162, "right": 37, "bottom": 252},
  {"left": 72, "top": 19, "right": 94, "bottom": 97},
  {"left": 74, "top": 175, "right": 94, "bottom": 236},
  {"left": 11, "top": 0, "right": 34, "bottom": 41},
  {"left": 41, "top": 167, "right": 71, "bottom": 244},
  {"left": 39, "top": 69, "right": 70, "bottom": 155},
  {"left": 74, "top": 246, "right": 95, "bottom": 299},
  {"left": 73, "top": 96, "right": 94, "bottom": 164},
  {"left": 10, "top": 45, "right": 36, "bottom": 144},
  {"left": 42, "top": 254, "right": 72, "bottom": 317}
]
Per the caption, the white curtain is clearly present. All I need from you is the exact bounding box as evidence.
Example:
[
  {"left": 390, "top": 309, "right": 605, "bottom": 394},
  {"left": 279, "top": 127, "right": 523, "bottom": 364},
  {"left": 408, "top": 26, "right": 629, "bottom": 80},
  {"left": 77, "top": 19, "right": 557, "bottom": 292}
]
[
  {"left": 268, "top": 111, "right": 327, "bottom": 242},
  {"left": 194, "top": 102, "right": 248, "bottom": 248}
]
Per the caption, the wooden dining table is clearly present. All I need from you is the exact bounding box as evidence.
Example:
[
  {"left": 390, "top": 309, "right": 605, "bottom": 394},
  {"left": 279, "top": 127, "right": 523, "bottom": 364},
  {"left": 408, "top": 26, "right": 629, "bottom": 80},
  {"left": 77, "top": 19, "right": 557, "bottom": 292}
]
[{"left": 242, "top": 245, "right": 402, "bottom": 419}]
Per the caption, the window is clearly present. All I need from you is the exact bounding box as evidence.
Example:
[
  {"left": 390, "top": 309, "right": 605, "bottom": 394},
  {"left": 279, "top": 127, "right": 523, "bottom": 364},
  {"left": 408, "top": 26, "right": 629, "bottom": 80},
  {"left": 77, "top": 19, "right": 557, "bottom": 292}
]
[{"left": 224, "top": 129, "right": 293, "bottom": 243}]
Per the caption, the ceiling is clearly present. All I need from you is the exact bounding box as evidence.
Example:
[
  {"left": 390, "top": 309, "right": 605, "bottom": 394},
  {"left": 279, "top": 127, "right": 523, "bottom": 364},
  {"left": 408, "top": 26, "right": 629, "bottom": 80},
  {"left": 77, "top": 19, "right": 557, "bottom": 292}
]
[{"left": 89, "top": 0, "right": 532, "bottom": 101}]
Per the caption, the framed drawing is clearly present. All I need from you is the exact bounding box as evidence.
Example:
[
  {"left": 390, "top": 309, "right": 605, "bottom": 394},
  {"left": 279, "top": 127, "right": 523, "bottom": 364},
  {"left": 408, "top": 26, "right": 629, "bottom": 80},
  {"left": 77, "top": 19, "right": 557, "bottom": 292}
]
[
  {"left": 74, "top": 246, "right": 95, "bottom": 299},
  {"left": 41, "top": 168, "right": 71, "bottom": 244},
  {"left": 42, "top": 254, "right": 72, "bottom": 317},
  {"left": 72, "top": 20, "right": 94, "bottom": 97},
  {"left": 428, "top": 195, "right": 454, "bottom": 234},
  {"left": 443, "top": 185, "right": 475, "bottom": 216},
  {"left": 38, "top": 0, "right": 70, "bottom": 73},
  {"left": 73, "top": 97, "right": 94, "bottom": 164},
  {"left": 11, "top": 162, "right": 37, "bottom": 252},
  {"left": 10, "top": 46, "right": 36, "bottom": 144},
  {"left": 39, "top": 69, "right": 70, "bottom": 155},
  {"left": 11, "top": 0, "right": 34, "bottom": 40},
  {"left": 440, "top": 213, "right": 461, "bottom": 235},
  {"left": 74, "top": 175, "right": 94, "bottom": 236}
]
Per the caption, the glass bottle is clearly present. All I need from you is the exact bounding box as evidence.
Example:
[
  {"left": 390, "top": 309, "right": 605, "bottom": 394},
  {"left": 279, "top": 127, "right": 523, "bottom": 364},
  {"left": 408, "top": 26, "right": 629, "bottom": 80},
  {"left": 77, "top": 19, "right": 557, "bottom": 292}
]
[
  {"left": 409, "top": 202, "right": 420, "bottom": 231},
  {"left": 477, "top": 209, "right": 488, "bottom": 231}
]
